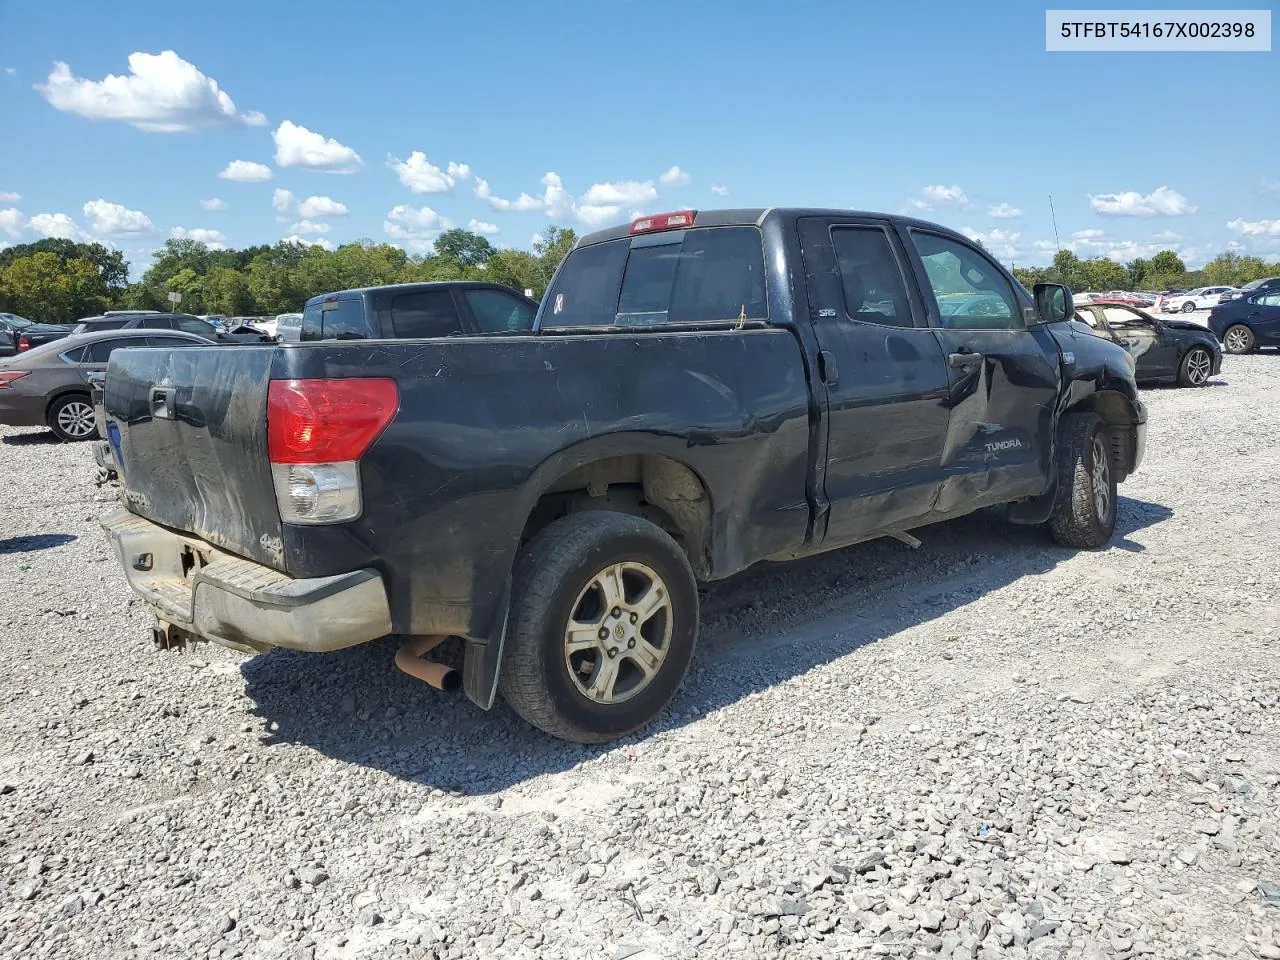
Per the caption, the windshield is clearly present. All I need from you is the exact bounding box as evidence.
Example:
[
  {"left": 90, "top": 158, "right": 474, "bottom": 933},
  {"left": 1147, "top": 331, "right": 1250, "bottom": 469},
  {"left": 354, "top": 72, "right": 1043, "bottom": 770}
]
[{"left": 0, "top": 314, "right": 32, "bottom": 329}]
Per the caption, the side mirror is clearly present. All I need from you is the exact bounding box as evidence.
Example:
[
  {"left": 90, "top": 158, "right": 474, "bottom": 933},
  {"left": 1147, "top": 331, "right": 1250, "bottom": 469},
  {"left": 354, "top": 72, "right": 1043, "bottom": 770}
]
[{"left": 1033, "top": 283, "right": 1073, "bottom": 324}]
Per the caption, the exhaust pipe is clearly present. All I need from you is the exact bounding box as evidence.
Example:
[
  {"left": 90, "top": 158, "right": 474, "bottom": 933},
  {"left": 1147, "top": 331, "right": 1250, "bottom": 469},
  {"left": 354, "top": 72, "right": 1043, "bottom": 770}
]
[{"left": 394, "top": 636, "right": 462, "bottom": 693}]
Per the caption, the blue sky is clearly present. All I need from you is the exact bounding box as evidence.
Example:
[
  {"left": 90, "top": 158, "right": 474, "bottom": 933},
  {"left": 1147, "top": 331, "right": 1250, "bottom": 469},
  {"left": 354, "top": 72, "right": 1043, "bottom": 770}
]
[{"left": 1, "top": 0, "right": 1277, "bottom": 276}]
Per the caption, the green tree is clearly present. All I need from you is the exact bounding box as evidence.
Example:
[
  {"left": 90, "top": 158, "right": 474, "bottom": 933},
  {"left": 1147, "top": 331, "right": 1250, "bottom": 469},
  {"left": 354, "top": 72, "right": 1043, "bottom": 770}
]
[
  {"left": 532, "top": 225, "right": 577, "bottom": 293},
  {"left": 433, "top": 228, "right": 496, "bottom": 268},
  {"left": 164, "top": 267, "right": 206, "bottom": 314},
  {"left": 1149, "top": 250, "right": 1186, "bottom": 277},
  {"left": 485, "top": 249, "right": 541, "bottom": 295},
  {"left": 0, "top": 253, "right": 111, "bottom": 322},
  {"left": 0, "top": 239, "right": 129, "bottom": 293},
  {"left": 1083, "top": 258, "right": 1129, "bottom": 292},
  {"left": 1050, "top": 250, "right": 1085, "bottom": 290},
  {"left": 204, "top": 267, "right": 253, "bottom": 315},
  {"left": 1126, "top": 257, "right": 1151, "bottom": 289}
]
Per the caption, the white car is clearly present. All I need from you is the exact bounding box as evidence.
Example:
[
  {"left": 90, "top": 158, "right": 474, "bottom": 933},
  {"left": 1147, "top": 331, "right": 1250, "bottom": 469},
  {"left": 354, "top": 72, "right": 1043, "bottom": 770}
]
[
  {"left": 1161, "top": 286, "right": 1237, "bottom": 314},
  {"left": 275, "top": 313, "right": 304, "bottom": 342}
]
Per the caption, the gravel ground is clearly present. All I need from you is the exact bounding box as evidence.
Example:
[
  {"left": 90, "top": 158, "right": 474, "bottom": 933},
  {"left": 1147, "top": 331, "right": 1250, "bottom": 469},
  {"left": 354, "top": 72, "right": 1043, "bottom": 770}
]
[{"left": 1, "top": 355, "right": 1278, "bottom": 960}]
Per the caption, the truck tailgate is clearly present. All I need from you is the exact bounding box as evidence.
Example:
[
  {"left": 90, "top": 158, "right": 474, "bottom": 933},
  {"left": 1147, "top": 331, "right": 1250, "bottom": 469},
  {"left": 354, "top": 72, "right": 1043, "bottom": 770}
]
[{"left": 105, "top": 345, "right": 285, "bottom": 569}]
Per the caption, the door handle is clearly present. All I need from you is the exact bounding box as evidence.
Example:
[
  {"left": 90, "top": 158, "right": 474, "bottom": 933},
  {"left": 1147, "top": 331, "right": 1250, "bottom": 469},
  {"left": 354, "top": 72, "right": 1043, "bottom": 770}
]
[
  {"left": 948, "top": 351, "right": 983, "bottom": 369},
  {"left": 818, "top": 350, "right": 839, "bottom": 387},
  {"left": 149, "top": 386, "right": 176, "bottom": 420}
]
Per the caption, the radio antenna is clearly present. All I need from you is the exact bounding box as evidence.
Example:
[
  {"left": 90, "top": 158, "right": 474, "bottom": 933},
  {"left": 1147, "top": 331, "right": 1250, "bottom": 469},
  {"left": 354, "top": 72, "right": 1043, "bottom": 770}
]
[{"left": 1049, "top": 194, "right": 1061, "bottom": 254}]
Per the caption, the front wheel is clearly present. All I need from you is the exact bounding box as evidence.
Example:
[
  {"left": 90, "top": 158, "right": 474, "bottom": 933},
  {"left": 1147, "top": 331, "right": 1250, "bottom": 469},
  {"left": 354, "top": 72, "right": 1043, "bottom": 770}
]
[
  {"left": 1181, "top": 301, "right": 1196, "bottom": 314},
  {"left": 499, "top": 512, "right": 698, "bottom": 743},
  {"left": 1177, "top": 347, "right": 1214, "bottom": 387},
  {"left": 1048, "top": 412, "right": 1117, "bottom": 549},
  {"left": 1223, "top": 324, "right": 1255, "bottom": 355},
  {"left": 47, "top": 394, "right": 98, "bottom": 442}
]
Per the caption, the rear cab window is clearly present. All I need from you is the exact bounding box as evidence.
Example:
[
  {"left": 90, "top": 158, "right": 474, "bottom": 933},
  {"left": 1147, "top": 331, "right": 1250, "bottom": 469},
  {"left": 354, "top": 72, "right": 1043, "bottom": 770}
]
[
  {"left": 301, "top": 296, "right": 374, "bottom": 341},
  {"left": 542, "top": 226, "right": 768, "bottom": 328}
]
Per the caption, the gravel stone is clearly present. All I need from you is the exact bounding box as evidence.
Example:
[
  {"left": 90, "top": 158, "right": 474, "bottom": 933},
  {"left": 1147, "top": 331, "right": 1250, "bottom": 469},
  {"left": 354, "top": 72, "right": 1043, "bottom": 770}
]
[{"left": 2, "top": 354, "right": 1279, "bottom": 958}]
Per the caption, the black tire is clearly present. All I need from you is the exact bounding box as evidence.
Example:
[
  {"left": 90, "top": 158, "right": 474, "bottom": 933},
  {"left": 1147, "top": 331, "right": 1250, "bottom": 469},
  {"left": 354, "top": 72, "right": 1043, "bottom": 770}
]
[
  {"left": 1048, "top": 412, "right": 1117, "bottom": 550},
  {"left": 1177, "top": 347, "right": 1214, "bottom": 387},
  {"left": 46, "top": 393, "right": 98, "bottom": 442},
  {"left": 1181, "top": 301, "right": 1196, "bottom": 314},
  {"left": 499, "top": 512, "right": 698, "bottom": 743},
  {"left": 1223, "top": 324, "right": 1255, "bottom": 355}
]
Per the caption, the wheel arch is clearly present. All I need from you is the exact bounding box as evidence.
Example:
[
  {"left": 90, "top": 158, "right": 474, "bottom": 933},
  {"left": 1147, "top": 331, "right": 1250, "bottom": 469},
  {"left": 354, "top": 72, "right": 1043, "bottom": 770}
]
[{"left": 1062, "top": 387, "right": 1141, "bottom": 482}]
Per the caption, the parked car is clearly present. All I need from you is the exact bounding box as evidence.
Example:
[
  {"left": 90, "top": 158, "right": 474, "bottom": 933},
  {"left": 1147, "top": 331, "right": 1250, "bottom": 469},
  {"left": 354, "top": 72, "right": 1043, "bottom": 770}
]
[
  {"left": 1208, "top": 288, "right": 1280, "bottom": 353},
  {"left": 275, "top": 312, "right": 304, "bottom": 342},
  {"left": 1074, "top": 302, "right": 1221, "bottom": 386},
  {"left": 100, "top": 207, "right": 1146, "bottom": 743},
  {"left": 0, "top": 313, "right": 41, "bottom": 357},
  {"left": 1160, "top": 286, "right": 1237, "bottom": 313},
  {"left": 297, "top": 281, "right": 539, "bottom": 341},
  {"left": 1218, "top": 277, "right": 1280, "bottom": 304},
  {"left": 1094, "top": 291, "right": 1155, "bottom": 308},
  {"left": 0, "top": 328, "right": 214, "bottom": 441},
  {"left": 13, "top": 321, "right": 76, "bottom": 352},
  {"left": 72, "top": 312, "right": 273, "bottom": 344}
]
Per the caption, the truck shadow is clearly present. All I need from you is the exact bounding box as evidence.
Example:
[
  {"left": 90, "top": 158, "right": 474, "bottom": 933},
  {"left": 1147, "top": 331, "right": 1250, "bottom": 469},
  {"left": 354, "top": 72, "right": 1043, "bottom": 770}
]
[{"left": 241, "top": 495, "right": 1172, "bottom": 793}]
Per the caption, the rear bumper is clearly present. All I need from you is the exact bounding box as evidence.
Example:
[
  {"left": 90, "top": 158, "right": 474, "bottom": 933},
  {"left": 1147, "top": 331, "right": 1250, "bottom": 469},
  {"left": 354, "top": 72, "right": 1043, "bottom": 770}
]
[
  {"left": 92, "top": 439, "right": 115, "bottom": 473},
  {"left": 101, "top": 507, "right": 392, "bottom": 654}
]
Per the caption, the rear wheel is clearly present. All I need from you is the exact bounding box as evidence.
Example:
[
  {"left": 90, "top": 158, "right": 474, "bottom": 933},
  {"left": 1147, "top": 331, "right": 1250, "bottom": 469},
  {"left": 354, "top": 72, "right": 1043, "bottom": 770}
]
[
  {"left": 1048, "top": 412, "right": 1117, "bottom": 550},
  {"left": 1223, "top": 324, "right": 1255, "bottom": 355},
  {"left": 1177, "top": 347, "right": 1213, "bottom": 387},
  {"left": 1181, "top": 301, "right": 1196, "bottom": 314},
  {"left": 499, "top": 512, "right": 698, "bottom": 743},
  {"left": 47, "top": 394, "right": 98, "bottom": 442}
]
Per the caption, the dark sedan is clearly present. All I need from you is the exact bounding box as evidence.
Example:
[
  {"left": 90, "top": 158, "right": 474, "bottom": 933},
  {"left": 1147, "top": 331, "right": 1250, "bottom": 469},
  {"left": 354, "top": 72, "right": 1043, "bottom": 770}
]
[
  {"left": 0, "top": 328, "right": 213, "bottom": 441},
  {"left": 73, "top": 312, "right": 273, "bottom": 344},
  {"left": 7, "top": 315, "right": 76, "bottom": 353},
  {"left": 1208, "top": 289, "right": 1280, "bottom": 353},
  {"left": 1074, "top": 302, "right": 1221, "bottom": 387},
  {"left": 1218, "top": 277, "right": 1280, "bottom": 304}
]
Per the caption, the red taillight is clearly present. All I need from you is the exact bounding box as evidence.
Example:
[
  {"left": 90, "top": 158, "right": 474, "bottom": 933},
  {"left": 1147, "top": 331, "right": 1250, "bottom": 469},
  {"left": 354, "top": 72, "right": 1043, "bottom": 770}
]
[
  {"left": 0, "top": 371, "right": 29, "bottom": 389},
  {"left": 267, "top": 378, "right": 399, "bottom": 464},
  {"left": 630, "top": 210, "right": 697, "bottom": 234},
  {"left": 17, "top": 336, "right": 31, "bottom": 352}
]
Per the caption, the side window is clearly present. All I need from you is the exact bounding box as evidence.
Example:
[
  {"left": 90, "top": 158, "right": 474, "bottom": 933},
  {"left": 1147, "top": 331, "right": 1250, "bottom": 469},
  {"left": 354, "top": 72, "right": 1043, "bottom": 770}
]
[
  {"left": 390, "top": 290, "right": 463, "bottom": 338},
  {"left": 910, "top": 232, "right": 1022, "bottom": 330},
  {"left": 830, "top": 227, "right": 913, "bottom": 327},
  {"left": 139, "top": 317, "right": 174, "bottom": 330},
  {"left": 1257, "top": 292, "right": 1280, "bottom": 307},
  {"left": 1103, "top": 307, "right": 1150, "bottom": 328},
  {"left": 85, "top": 338, "right": 132, "bottom": 363},
  {"left": 465, "top": 290, "right": 535, "bottom": 333},
  {"left": 175, "top": 318, "right": 216, "bottom": 338},
  {"left": 304, "top": 299, "right": 371, "bottom": 341},
  {"left": 59, "top": 345, "right": 88, "bottom": 363},
  {"left": 1074, "top": 309, "right": 1101, "bottom": 329}
]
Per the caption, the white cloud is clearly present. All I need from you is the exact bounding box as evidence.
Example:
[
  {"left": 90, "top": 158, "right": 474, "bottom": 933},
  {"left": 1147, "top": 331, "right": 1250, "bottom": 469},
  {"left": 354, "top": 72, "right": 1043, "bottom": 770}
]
[
  {"left": 960, "top": 226, "right": 1021, "bottom": 261},
  {"left": 468, "top": 218, "right": 499, "bottom": 235},
  {"left": 580, "top": 180, "right": 658, "bottom": 207},
  {"left": 911, "top": 184, "right": 970, "bottom": 211},
  {"left": 281, "top": 234, "right": 335, "bottom": 251},
  {"left": 273, "top": 120, "right": 362, "bottom": 173},
  {"left": 710, "top": 184, "right": 730, "bottom": 197},
  {"left": 1071, "top": 229, "right": 1106, "bottom": 241},
  {"left": 289, "top": 219, "right": 331, "bottom": 235},
  {"left": 384, "top": 204, "right": 454, "bottom": 253},
  {"left": 1226, "top": 217, "right": 1280, "bottom": 239},
  {"left": 0, "top": 191, "right": 19, "bottom": 203},
  {"left": 272, "top": 188, "right": 295, "bottom": 213},
  {"left": 4, "top": 68, "right": 14, "bottom": 76},
  {"left": 82, "top": 199, "right": 153, "bottom": 236},
  {"left": 37, "top": 51, "right": 265, "bottom": 133},
  {"left": 295, "top": 195, "right": 348, "bottom": 219},
  {"left": 659, "top": 166, "right": 691, "bottom": 187},
  {"left": 389, "top": 151, "right": 469, "bottom": 193},
  {"left": 170, "top": 226, "right": 227, "bottom": 249},
  {"left": 988, "top": 202, "right": 1022, "bottom": 219},
  {"left": 200, "top": 198, "right": 226, "bottom": 211},
  {"left": 219, "top": 160, "right": 273, "bottom": 183},
  {"left": 474, "top": 177, "right": 544, "bottom": 213},
  {"left": 0, "top": 208, "right": 26, "bottom": 237},
  {"left": 1088, "top": 185, "right": 1195, "bottom": 217},
  {"left": 29, "top": 212, "right": 87, "bottom": 241},
  {"left": 1152, "top": 230, "right": 1184, "bottom": 242}
]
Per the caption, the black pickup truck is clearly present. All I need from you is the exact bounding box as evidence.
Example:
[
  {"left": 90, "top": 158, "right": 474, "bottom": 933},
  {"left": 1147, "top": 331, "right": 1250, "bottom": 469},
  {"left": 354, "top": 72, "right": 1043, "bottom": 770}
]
[{"left": 101, "top": 208, "right": 1146, "bottom": 743}]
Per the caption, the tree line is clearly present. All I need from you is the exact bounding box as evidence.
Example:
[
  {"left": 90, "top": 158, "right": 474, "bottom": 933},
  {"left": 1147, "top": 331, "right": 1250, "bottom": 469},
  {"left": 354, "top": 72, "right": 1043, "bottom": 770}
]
[
  {"left": 1011, "top": 248, "right": 1280, "bottom": 296},
  {"left": 2, "top": 232, "right": 1278, "bottom": 326},
  {"left": 0, "top": 228, "right": 577, "bottom": 324}
]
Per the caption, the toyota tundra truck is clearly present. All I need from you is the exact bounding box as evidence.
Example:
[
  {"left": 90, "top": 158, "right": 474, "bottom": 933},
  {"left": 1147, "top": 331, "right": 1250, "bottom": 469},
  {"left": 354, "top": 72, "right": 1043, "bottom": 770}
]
[{"left": 100, "top": 208, "right": 1146, "bottom": 743}]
